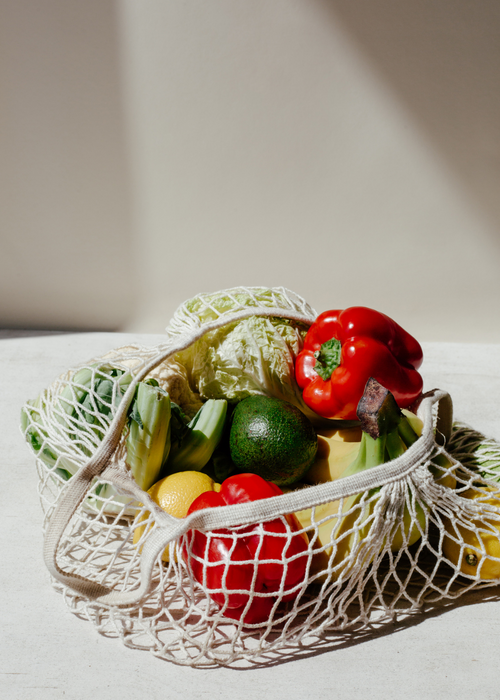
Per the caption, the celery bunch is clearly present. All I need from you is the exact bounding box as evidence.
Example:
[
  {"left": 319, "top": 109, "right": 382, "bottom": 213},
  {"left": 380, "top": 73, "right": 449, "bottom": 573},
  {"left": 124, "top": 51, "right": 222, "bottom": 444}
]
[{"left": 22, "top": 366, "right": 172, "bottom": 515}]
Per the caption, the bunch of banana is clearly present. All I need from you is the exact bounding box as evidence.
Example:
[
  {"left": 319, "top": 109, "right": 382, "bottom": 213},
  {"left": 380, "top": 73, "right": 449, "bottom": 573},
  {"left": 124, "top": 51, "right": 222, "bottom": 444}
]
[{"left": 296, "top": 379, "right": 456, "bottom": 582}]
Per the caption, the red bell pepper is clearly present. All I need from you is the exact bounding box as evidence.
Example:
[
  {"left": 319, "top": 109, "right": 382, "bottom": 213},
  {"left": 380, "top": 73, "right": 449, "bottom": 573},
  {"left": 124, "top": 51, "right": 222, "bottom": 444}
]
[
  {"left": 181, "top": 473, "right": 309, "bottom": 624},
  {"left": 295, "top": 306, "right": 423, "bottom": 421}
]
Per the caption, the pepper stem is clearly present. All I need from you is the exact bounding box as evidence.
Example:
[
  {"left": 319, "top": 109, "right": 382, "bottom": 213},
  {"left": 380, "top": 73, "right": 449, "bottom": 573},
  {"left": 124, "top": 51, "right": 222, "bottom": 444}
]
[{"left": 313, "top": 338, "right": 342, "bottom": 381}]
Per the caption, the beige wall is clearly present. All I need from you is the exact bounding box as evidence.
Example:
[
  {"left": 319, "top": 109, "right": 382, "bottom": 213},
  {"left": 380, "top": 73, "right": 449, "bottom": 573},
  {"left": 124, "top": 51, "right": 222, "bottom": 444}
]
[
  {"left": 0, "top": 0, "right": 135, "bottom": 330},
  {"left": 2, "top": 1, "right": 500, "bottom": 341}
]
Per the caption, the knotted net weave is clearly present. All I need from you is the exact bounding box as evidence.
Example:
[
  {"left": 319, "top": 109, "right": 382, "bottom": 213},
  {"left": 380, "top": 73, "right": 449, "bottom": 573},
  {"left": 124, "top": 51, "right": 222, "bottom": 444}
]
[{"left": 21, "top": 287, "right": 500, "bottom": 667}]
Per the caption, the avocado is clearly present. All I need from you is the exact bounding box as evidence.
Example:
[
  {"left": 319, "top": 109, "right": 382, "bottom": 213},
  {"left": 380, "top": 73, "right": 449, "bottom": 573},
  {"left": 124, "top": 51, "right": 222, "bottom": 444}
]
[{"left": 229, "top": 395, "right": 318, "bottom": 486}]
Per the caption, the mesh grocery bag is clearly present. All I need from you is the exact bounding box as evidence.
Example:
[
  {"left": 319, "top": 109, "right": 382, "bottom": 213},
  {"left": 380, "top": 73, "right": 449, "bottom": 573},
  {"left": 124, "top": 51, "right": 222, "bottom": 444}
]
[{"left": 21, "top": 287, "right": 500, "bottom": 667}]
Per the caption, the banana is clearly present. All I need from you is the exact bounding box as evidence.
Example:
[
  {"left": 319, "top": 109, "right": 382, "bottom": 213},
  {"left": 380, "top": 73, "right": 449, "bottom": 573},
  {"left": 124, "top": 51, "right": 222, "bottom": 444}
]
[{"left": 303, "top": 435, "right": 361, "bottom": 484}]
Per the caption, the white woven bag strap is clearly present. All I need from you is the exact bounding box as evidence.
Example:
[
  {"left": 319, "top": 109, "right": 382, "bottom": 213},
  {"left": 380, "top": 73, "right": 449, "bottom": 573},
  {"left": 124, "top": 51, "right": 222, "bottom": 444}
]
[
  {"left": 46, "top": 377, "right": 452, "bottom": 608},
  {"left": 42, "top": 308, "right": 314, "bottom": 601},
  {"left": 91, "top": 388, "right": 450, "bottom": 607}
]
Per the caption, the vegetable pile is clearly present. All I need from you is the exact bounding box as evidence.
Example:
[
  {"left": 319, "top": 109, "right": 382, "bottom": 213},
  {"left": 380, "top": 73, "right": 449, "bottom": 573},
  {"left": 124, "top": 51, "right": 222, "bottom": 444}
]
[{"left": 21, "top": 287, "right": 500, "bottom": 628}]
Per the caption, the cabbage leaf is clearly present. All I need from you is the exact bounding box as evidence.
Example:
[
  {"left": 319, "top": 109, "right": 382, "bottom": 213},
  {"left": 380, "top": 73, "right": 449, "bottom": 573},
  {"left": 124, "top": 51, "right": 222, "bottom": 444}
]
[{"left": 166, "top": 287, "right": 327, "bottom": 424}]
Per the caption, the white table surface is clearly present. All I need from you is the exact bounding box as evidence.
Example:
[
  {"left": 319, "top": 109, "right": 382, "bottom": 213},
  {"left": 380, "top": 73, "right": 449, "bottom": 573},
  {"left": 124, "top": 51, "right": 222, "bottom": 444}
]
[{"left": 3, "top": 332, "right": 500, "bottom": 700}]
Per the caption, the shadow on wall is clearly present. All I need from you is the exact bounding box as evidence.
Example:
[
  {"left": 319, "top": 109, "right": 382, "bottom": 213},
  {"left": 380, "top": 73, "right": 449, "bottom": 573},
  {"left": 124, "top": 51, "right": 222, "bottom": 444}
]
[
  {"left": 2, "top": 1, "right": 500, "bottom": 338},
  {"left": 319, "top": 0, "right": 500, "bottom": 237}
]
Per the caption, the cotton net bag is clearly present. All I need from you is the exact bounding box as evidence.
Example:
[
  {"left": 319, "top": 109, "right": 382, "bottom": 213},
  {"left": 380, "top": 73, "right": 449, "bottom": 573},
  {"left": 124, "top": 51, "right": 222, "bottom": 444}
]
[{"left": 21, "top": 287, "right": 500, "bottom": 667}]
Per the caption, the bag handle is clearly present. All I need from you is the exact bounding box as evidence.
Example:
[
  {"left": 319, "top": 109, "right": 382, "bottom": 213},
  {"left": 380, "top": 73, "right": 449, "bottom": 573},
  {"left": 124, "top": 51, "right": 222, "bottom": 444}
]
[
  {"left": 45, "top": 386, "right": 452, "bottom": 607},
  {"left": 42, "top": 307, "right": 315, "bottom": 600}
]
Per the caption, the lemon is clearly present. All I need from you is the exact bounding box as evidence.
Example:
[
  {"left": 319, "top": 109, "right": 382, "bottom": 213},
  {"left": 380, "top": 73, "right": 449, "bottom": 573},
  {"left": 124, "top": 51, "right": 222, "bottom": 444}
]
[
  {"left": 442, "top": 487, "right": 500, "bottom": 580},
  {"left": 133, "top": 471, "right": 221, "bottom": 561}
]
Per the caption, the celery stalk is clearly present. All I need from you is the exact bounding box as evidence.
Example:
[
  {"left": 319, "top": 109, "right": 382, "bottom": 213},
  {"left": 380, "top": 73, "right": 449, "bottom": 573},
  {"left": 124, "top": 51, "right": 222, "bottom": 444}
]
[
  {"left": 126, "top": 381, "right": 171, "bottom": 490},
  {"left": 164, "top": 399, "right": 227, "bottom": 474}
]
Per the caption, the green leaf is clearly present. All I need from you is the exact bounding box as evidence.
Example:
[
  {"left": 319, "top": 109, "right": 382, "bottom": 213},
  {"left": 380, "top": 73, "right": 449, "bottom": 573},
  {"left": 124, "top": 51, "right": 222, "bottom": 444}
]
[
  {"left": 169, "top": 401, "right": 190, "bottom": 447},
  {"left": 128, "top": 400, "right": 143, "bottom": 429},
  {"left": 94, "top": 378, "right": 115, "bottom": 415}
]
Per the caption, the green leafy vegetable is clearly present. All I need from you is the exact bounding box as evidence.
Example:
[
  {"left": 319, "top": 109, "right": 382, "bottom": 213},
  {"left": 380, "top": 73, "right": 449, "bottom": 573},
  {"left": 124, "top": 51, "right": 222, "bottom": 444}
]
[
  {"left": 168, "top": 288, "right": 319, "bottom": 422},
  {"left": 22, "top": 364, "right": 172, "bottom": 515}
]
